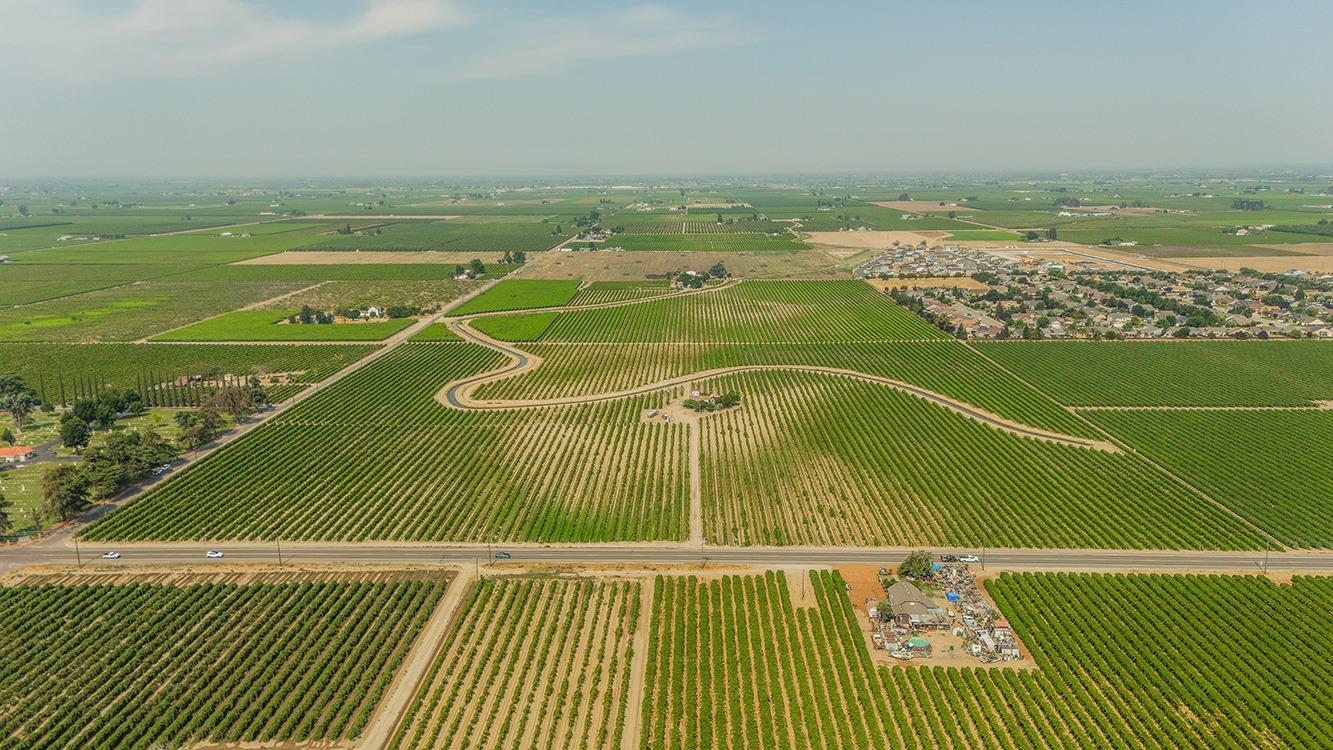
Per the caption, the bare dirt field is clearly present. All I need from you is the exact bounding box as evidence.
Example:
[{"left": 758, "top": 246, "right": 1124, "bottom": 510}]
[
  {"left": 1173, "top": 254, "right": 1333, "bottom": 273},
  {"left": 978, "top": 244, "right": 1193, "bottom": 271},
  {"left": 872, "top": 200, "right": 983, "bottom": 213},
  {"left": 236, "top": 250, "right": 510, "bottom": 265},
  {"left": 804, "top": 230, "right": 947, "bottom": 250},
  {"left": 864, "top": 276, "right": 988, "bottom": 291},
  {"left": 1253, "top": 242, "right": 1333, "bottom": 256},
  {"left": 524, "top": 249, "right": 852, "bottom": 279}
]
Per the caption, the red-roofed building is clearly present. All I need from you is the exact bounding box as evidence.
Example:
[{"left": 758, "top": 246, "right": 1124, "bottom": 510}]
[{"left": 0, "top": 446, "right": 35, "bottom": 464}]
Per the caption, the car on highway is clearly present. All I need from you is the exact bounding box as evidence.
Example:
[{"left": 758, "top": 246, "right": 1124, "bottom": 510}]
[
  {"left": 206, "top": 550, "right": 224, "bottom": 559},
  {"left": 958, "top": 554, "right": 980, "bottom": 563},
  {"left": 101, "top": 551, "right": 122, "bottom": 560},
  {"left": 151, "top": 464, "right": 172, "bottom": 476},
  {"left": 494, "top": 551, "right": 512, "bottom": 559},
  {"left": 940, "top": 554, "right": 958, "bottom": 562}
]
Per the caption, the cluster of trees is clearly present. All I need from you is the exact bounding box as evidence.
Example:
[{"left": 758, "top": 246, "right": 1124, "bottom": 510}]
[
  {"left": 1, "top": 374, "right": 40, "bottom": 431},
  {"left": 291, "top": 305, "right": 337, "bottom": 325},
  {"left": 0, "top": 489, "right": 11, "bottom": 535},
  {"left": 37, "top": 380, "right": 268, "bottom": 528},
  {"left": 1080, "top": 277, "right": 1225, "bottom": 328},
  {"left": 1053, "top": 197, "right": 1082, "bottom": 207},
  {"left": 1273, "top": 222, "right": 1333, "bottom": 238},
  {"left": 499, "top": 250, "right": 527, "bottom": 264},
  {"left": 60, "top": 388, "right": 144, "bottom": 450},
  {"left": 453, "top": 258, "right": 488, "bottom": 277},
  {"left": 333, "top": 223, "right": 383, "bottom": 236},
  {"left": 1231, "top": 198, "right": 1266, "bottom": 210},
  {"left": 898, "top": 549, "right": 935, "bottom": 580},
  {"left": 671, "top": 262, "right": 729, "bottom": 289},
  {"left": 573, "top": 209, "right": 601, "bottom": 229},
  {"left": 1024, "top": 228, "right": 1058, "bottom": 241},
  {"left": 175, "top": 381, "right": 268, "bottom": 449},
  {"left": 682, "top": 392, "right": 741, "bottom": 413}
]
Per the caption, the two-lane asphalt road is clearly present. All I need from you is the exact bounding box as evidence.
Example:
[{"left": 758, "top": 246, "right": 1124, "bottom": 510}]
[{"left": 7, "top": 540, "right": 1330, "bottom": 576}]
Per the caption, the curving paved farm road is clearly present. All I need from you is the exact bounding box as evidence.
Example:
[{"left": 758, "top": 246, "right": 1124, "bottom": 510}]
[{"left": 437, "top": 311, "right": 1120, "bottom": 453}]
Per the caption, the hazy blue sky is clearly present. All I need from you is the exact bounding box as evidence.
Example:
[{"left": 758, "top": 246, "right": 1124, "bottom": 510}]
[{"left": 3, "top": 0, "right": 1332, "bottom": 178}]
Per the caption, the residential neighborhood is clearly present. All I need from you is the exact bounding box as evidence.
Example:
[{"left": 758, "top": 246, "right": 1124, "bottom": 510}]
[{"left": 862, "top": 244, "right": 1333, "bottom": 339}]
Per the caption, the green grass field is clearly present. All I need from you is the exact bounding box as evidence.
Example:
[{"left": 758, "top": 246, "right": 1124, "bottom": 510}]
[
  {"left": 470, "top": 311, "right": 559, "bottom": 341},
  {"left": 151, "top": 309, "right": 414, "bottom": 342},
  {"left": 448, "top": 279, "right": 581, "bottom": 315}
]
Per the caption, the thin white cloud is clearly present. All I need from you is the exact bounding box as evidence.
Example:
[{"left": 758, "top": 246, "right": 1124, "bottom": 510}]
[
  {"left": 0, "top": 0, "right": 470, "bottom": 81},
  {"left": 457, "top": 4, "right": 757, "bottom": 80}
]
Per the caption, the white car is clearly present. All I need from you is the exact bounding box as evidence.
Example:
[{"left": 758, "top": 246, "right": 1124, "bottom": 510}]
[
  {"left": 958, "top": 554, "right": 980, "bottom": 563},
  {"left": 101, "top": 551, "right": 122, "bottom": 560},
  {"left": 152, "top": 464, "right": 172, "bottom": 476},
  {"left": 206, "top": 550, "right": 225, "bottom": 559}
]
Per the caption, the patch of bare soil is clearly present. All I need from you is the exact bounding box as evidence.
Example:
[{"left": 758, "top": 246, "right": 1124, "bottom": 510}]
[
  {"left": 1173, "top": 255, "right": 1333, "bottom": 273},
  {"left": 864, "top": 276, "right": 988, "bottom": 291},
  {"left": 1253, "top": 242, "right": 1333, "bottom": 256},
  {"left": 979, "top": 244, "right": 1193, "bottom": 271},
  {"left": 804, "top": 230, "right": 945, "bottom": 250},
  {"left": 235, "top": 250, "right": 509, "bottom": 265},
  {"left": 872, "top": 200, "right": 983, "bottom": 213}
]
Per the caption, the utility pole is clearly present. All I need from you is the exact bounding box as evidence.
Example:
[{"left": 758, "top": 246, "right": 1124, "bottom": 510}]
[
  {"left": 276, "top": 533, "right": 283, "bottom": 566},
  {"left": 74, "top": 536, "right": 82, "bottom": 569},
  {"left": 1262, "top": 545, "right": 1269, "bottom": 575}
]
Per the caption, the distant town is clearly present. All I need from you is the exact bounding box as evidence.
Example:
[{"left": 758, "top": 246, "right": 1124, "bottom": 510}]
[{"left": 861, "top": 244, "right": 1333, "bottom": 340}]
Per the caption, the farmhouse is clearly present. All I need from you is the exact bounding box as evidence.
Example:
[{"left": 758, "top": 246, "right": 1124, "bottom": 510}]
[
  {"left": 0, "top": 446, "right": 35, "bottom": 464},
  {"left": 887, "top": 581, "right": 949, "bottom": 630}
]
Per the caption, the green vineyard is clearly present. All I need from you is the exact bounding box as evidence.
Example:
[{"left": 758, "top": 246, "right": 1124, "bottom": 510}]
[
  {"left": 643, "top": 571, "right": 1332, "bottom": 750},
  {"left": 1089, "top": 409, "right": 1333, "bottom": 547},
  {"left": 485, "top": 280, "right": 945, "bottom": 343},
  {"left": 392, "top": 577, "right": 641, "bottom": 750},
  {"left": 84, "top": 342, "right": 689, "bottom": 542},
  {"left": 472, "top": 340, "right": 1094, "bottom": 437},
  {"left": 975, "top": 340, "right": 1333, "bottom": 406},
  {"left": 0, "top": 575, "right": 450, "bottom": 750},
  {"left": 1, "top": 342, "right": 376, "bottom": 405},
  {"left": 695, "top": 370, "right": 1265, "bottom": 549}
]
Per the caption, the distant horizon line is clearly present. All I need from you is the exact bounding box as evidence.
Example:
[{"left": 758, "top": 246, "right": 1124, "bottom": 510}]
[{"left": 4, "top": 165, "right": 1333, "bottom": 187}]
